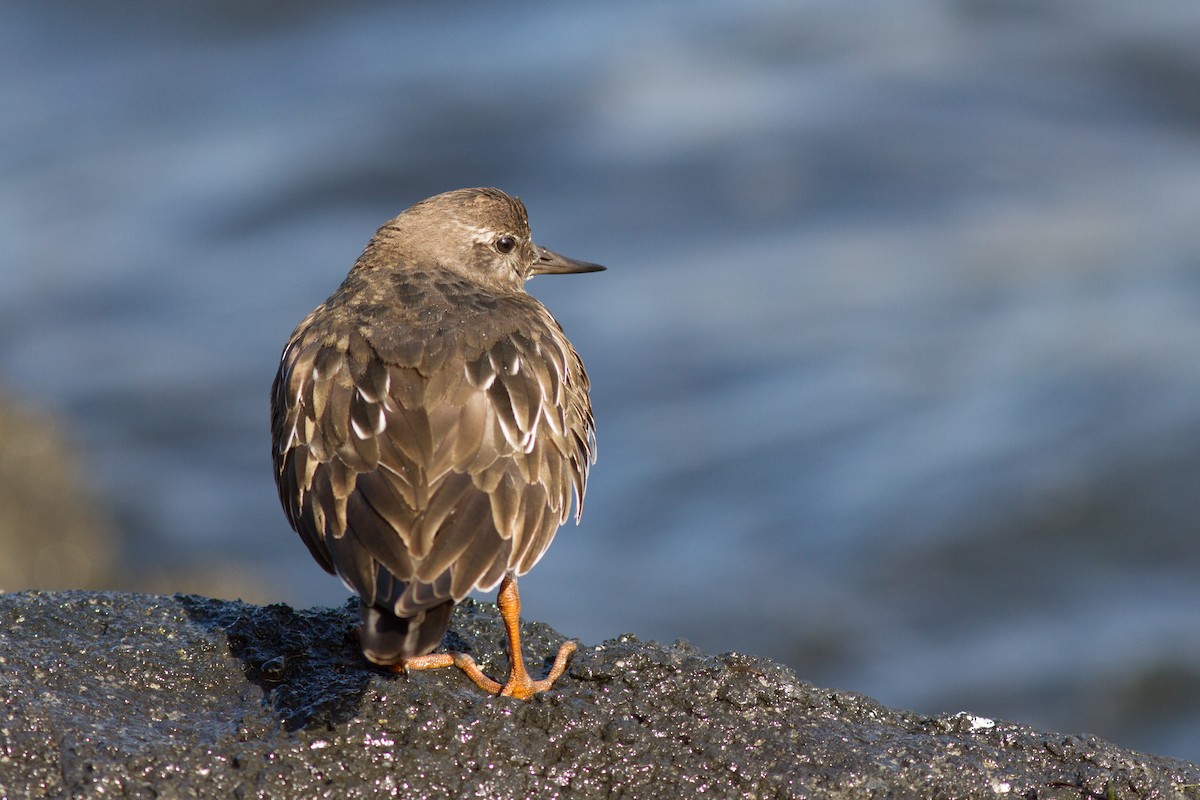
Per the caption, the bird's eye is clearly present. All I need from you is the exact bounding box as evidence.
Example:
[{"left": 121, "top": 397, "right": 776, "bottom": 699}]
[{"left": 495, "top": 235, "right": 517, "bottom": 254}]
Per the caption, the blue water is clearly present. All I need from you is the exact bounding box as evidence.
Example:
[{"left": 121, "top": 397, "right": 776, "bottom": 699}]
[{"left": 4, "top": 0, "right": 1200, "bottom": 762}]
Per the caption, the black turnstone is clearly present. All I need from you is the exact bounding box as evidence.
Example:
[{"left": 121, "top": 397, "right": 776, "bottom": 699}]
[{"left": 270, "top": 187, "right": 601, "bottom": 698}]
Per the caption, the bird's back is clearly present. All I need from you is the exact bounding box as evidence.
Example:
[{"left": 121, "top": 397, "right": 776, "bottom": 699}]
[{"left": 271, "top": 265, "right": 595, "bottom": 662}]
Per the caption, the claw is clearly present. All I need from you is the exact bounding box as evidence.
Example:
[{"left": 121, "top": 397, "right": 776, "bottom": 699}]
[{"left": 394, "top": 575, "right": 574, "bottom": 699}]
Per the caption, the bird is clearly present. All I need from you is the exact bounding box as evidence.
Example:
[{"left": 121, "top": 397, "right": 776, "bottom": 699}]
[{"left": 270, "top": 187, "right": 602, "bottom": 699}]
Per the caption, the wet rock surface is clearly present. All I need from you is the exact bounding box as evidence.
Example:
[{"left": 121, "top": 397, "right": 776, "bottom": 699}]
[{"left": 0, "top": 591, "right": 1197, "bottom": 799}]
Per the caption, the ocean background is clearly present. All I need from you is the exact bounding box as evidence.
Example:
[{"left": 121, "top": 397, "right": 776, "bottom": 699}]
[{"left": 3, "top": 0, "right": 1200, "bottom": 761}]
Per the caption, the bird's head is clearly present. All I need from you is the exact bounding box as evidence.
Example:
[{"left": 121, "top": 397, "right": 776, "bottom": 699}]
[{"left": 360, "top": 187, "right": 604, "bottom": 292}]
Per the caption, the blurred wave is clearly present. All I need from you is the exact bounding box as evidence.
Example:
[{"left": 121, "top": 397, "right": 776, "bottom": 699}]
[{"left": 3, "top": 0, "right": 1200, "bottom": 760}]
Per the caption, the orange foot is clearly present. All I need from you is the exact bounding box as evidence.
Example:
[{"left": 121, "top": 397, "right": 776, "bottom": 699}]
[{"left": 395, "top": 574, "right": 577, "bottom": 700}]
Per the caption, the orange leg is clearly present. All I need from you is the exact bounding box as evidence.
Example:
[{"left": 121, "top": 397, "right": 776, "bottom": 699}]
[
  {"left": 397, "top": 574, "right": 577, "bottom": 699},
  {"left": 493, "top": 573, "right": 578, "bottom": 699}
]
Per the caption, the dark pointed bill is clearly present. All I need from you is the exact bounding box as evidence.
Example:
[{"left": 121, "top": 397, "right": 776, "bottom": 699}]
[{"left": 531, "top": 245, "right": 606, "bottom": 276}]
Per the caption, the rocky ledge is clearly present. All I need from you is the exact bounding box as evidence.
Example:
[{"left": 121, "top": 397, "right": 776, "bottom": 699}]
[{"left": 0, "top": 591, "right": 1196, "bottom": 799}]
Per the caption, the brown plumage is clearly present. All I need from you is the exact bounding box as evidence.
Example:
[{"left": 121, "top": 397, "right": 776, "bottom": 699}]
[{"left": 270, "top": 187, "right": 601, "bottom": 698}]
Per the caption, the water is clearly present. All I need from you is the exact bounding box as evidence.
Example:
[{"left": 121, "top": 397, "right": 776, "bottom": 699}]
[{"left": 3, "top": 0, "right": 1200, "bottom": 762}]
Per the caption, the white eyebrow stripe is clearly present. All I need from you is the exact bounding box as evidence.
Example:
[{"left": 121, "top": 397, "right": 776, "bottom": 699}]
[{"left": 451, "top": 221, "right": 500, "bottom": 243}]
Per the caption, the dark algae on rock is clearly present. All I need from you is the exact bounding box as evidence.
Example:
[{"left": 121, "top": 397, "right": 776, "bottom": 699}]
[{"left": 0, "top": 591, "right": 1197, "bottom": 798}]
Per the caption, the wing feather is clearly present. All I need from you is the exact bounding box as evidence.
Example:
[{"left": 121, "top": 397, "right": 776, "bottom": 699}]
[
  {"left": 270, "top": 280, "right": 596, "bottom": 661},
  {"left": 345, "top": 489, "right": 414, "bottom": 581}
]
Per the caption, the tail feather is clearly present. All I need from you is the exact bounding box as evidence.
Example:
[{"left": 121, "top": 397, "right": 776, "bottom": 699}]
[{"left": 358, "top": 600, "right": 454, "bottom": 665}]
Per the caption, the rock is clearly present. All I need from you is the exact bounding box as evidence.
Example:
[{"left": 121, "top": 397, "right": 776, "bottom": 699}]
[
  {"left": 0, "top": 390, "right": 275, "bottom": 606},
  {"left": 0, "top": 591, "right": 1196, "bottom": 799},
  {"left": 0, "top": 394, "right": 116, "bottom": 591}
]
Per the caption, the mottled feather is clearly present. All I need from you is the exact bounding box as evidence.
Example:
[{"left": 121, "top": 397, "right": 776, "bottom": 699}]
[{"left": 269, "top": 187, "right": 598, "bottom": 666}]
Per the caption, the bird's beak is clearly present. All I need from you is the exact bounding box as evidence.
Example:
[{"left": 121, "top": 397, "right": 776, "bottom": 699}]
[{"left": 530, "top": 245, "right": 606, "bottom": 276}]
